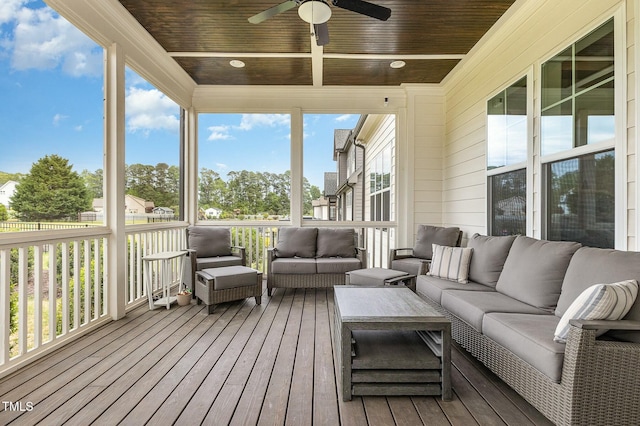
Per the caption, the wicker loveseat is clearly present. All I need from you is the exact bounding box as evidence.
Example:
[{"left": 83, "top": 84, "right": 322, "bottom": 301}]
[
  {"left": 267, "top": 227, "right": 366, "bottom": 296},
  {"left": 417, "top": 234, "right": 640, "bottom": 426}
]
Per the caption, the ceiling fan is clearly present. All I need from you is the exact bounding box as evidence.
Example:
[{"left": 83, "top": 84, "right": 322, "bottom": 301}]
[{"left": 248, "top": 0, "right": 391, "bottom": 46}]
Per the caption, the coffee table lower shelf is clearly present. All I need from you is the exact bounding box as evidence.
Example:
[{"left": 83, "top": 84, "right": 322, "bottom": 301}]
[{"left": 349, "top": 330, "right": 445, "bottom": 397}]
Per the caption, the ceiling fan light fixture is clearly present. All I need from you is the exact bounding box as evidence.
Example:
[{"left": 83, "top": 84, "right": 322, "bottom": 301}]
[
  {"left": 390, "top": 60, "right": 406, "bottom": 69},
  {"left": 298, "top": 1, "right": 332, "bottom": 24},
  {"left": 230, "top": 60, "right": 245, "bottom": 68}
]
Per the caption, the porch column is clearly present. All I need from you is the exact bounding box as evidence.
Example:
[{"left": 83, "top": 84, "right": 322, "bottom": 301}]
[
  {"left": 291, "top": 108, "right": 303, "bottom": 226},
  {"left": 185, "top": 107, "right": 198, "bottom": 225},
  {"left": 105, "top": 43, "right": 127, "bottom": 320}
]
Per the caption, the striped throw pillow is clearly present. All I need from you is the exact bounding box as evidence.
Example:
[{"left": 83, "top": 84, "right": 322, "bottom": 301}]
[
  {"left": 427, "top": 244, "right": 473, "bottom": 284},
  {"left": 554, "top": 279, "right": 638, "bottom": 343}
]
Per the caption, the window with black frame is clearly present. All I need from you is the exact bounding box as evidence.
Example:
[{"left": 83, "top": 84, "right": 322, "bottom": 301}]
[
  {"left": 546, "top": 150, "right": 615, "bottom": 248},
  {"left": 541, "top": 19, "right": 615, "bottom": 248},
  {"left": 486, "top": 76, "right": 528, "bottom": 236}
]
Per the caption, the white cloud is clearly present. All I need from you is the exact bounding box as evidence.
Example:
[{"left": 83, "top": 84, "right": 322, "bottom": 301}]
[
  {"left": 74, "top": 125, "right": 83, "bottom": 132},
  {"left": 237, "top": 114, "right": 290, "bottom": 131},
  {"left": 125, "top": 86, "right": 179, "bottom": 135},
  {"left": 335, "top": 114, "right": 353, "bottom": 122},
  {"left": 52, "top": 113, "right": 67, "bottom": 126},
  {"left": 216, "top": 163, "right": 228, "bottom": 170},
  {"left": 207, "top": 125, "right": 233, "bottom": 141},
  {"left": 3, "top": 2, "right": 102, "bottom": 77}
]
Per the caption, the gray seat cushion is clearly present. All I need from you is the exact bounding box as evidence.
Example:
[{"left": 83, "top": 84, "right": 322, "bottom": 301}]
[
  {"left": 441, "top": 290, "right": 549, "bottom": 332},
  {"left": 416, "top": 275, "right": 494, "bottom": 304},
  {"left": 413, "top": 225, "right": 461, "bottom": 259},
  {"left": 316, "top": 258, "right": 361, "bottom": 274},
  {"left": 187, "top": 226, "right": 232, "bottom": 257},
  {"left": 483, "top": 313, "right": 565, "bottom": 382},
  {"left": 275, "top": 227, "right": 318, "bottom": 258},
  {"left": 270, "top": 258, "right": 317, "bottom": 274},
  {"left": 391, "top": 257, "right": 429, "bottom": 276},
  {"left": 199, "top": 266, "right": 257, "bottom": 290},
  {"left": 316, "top": 228, "right": 356, "bottom": 258},
  {"left": 556, "top": 246, "right": 640, "bottom": 343},
  {"left": 496, "top": 236, "right": 581, "bottom": 312},
  {"left": 347, "top": 267, "right": 409, "bottom": 286},
  {"left": 467, "top": 233, "right": 516, "bottom": 287},
  {"left": 196, "top": 256, "right": 243, "bottom": 270}
]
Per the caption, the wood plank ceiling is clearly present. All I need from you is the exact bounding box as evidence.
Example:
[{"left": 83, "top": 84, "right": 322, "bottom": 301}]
[{"left": 118, "top": 0, "right": 516, "bottom": 86}]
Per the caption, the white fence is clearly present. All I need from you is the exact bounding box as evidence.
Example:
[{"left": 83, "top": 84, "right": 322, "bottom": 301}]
[{"left": 1, "top": 222, "right": 395, "bottom": 376}]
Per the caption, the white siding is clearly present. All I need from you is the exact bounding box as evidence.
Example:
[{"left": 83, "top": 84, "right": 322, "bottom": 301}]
[{"left": 442, "top": 0, "right": 633, "bottom": 247}]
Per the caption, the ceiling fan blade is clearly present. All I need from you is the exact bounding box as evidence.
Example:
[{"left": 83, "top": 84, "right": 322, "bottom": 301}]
[
  {"left": 314, "top": 23, "right": 330, "bottom": 46},
  {"left": 248, "top": 1, "right": 298, "bottom": 24},
  {"left": 332, "top": 0, "right": 391, "bottom": 21}
]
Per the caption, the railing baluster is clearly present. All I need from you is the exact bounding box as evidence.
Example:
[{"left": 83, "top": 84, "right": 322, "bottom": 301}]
[
  {"left": 34, "top": 245, "right": 43, "bottom": 349},
  {"left": 18, "top": 247, "right": 28, "bottom": 356},
  {"left": 94, "top": 239, "right": 100, "bottom": 319},
  {"left": 48, "top": 243, "right": 57, "bottom": 342},
  {"left": 1, "top": 249, "right": 9, "bottom": 364},
  {"left": 73, "top": 241, "right": 80, "bottom": 330},
  {"left": 61, "top": 242, "right": 69, "bottom": 335}
]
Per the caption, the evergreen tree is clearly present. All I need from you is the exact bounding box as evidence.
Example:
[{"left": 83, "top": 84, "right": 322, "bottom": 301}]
[
  {"left": 0, "top": 204, "right": 8, "bottom": 221},
  {"left": 11, "top": 155, "right": 91, "bottom": 221}
]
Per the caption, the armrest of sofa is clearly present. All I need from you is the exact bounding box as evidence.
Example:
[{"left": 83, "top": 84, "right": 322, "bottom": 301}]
[
  {"left": 356, "top": 247, "right": 367, "bottom": 269},
  {"left": 569, "top": 319, "right": 640, "bottom": 331},
  {"left": 184, "top": 248, "right": 197, "bottom": 295},
  {"left": 231, "top": 245, "right": 247, "bottom": 266}
]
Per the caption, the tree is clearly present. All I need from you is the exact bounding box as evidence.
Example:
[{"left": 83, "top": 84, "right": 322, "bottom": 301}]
[
  {"left": 81, "top": 168, "right": 103, "bottom": 199},
  {"left": 0, "top": 204, "right": 8, "bottom": 221},
  {"left": 11, "top": 155, "right": 91, "bottom": 221}
]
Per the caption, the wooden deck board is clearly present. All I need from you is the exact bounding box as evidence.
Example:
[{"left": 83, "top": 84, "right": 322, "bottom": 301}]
[{"left": 0, "top": 287, "right": 553, "bottom": 426}]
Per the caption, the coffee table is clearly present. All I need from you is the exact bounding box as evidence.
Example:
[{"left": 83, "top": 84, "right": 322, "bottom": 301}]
[{"left": 334, "top": 286, "right": 451, "bottom": 401}]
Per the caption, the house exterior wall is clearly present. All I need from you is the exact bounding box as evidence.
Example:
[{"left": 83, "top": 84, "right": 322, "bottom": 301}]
[
  {"left": 0, "top": 181, "right": 18, "bottom": 208},
  {"left": 441, "top": 0, "right": 634, "bottom": 248}
]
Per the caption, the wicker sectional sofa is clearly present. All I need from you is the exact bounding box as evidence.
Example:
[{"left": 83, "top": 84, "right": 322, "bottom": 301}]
[
  {"left": 267, "top": 227, "right": 366, "bottom": 296},
  {"left": 417, "top": 234, "right": 640, "bottom": 426}
]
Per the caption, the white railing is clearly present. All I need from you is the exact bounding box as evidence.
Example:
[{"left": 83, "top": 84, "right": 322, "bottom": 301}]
[
  {"left": 0, "top": 229, "right": 110, "bottom": 375},
  {"left": 1, "top": 221, "right": 395, "bottom": 376}
]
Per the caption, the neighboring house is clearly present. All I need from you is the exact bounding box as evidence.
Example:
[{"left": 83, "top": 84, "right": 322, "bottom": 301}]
[
  {"left": 312, "top": 172, "right": 337, "bottom": 220},
  {"left": 333, "top": 128, "right": 364, "bottom": 221},
  {"left": 92, "top": 194, "right": 155, "bottom": 214},
  {"left": 205, "top": 207, "right": 222, "bottom": 218},
  {"left": 152, "top": 207, "right": 174, "bottom": 215},
  {"left": 0, "top": 180, "right": 18, "bottom": 208}
]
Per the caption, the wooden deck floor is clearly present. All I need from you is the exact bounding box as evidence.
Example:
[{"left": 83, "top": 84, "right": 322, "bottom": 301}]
[{"left": 0, "top": 287, "right": 553, "bottom": 426}]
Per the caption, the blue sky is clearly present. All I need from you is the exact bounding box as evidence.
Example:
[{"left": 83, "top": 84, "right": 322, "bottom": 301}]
[{"left": 0, "top": 0, "right": 358, "bottom": 188}]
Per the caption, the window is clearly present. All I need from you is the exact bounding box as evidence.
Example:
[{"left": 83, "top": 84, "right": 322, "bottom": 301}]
[
  {"left": 0, "top": 2, "right": 104, "bottom": 230},
  {"left": 198, "top": 113, "right": 291, "bottom": 220},
  {"left": 370, "top": 146, "right": 392, "bottom": 221},
  {"left": 486, "top": 76, "right": 529, "bottom": 235},
  {"left": 541, "top": 19, "right": 616, "bottom": 248},
  {"left": 489, "top": 169, "right": 527, "bottom": 236},
  {"left": 124, "top": 68, "right": 182, "bottom": 224},
  {"left": 487, "top": 77, "right": 527, "bottom": 169},
  {"left": 541, "top": 20, "right": 614, "bottom": 156},
  {"left": 545, "top": 150, "right": 615, "bottom": 248}
]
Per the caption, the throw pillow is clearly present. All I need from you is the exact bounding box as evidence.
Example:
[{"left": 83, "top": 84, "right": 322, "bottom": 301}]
[
  {"left": 553, "top": 279, "right": 639, "bottom": 343},
  {"left": 413, "top": 225, "right": 461, "bottom": 260},
  {"left": 427, "top": 244, "right": 473, "bottom": 284},
  {"left": 275, "top": 227, "right": 318, "bottom": 258},
  {"left": 316, "top": 228, "right": 356, "bottom": 258}
]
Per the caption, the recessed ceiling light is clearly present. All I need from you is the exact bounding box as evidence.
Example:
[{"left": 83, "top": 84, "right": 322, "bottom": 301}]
[
  {"left": 390, "top": 60, "right": 406, "bottom": 69},
  {"left": 230, "top": 60, "right": 245, "bottom": 68}
]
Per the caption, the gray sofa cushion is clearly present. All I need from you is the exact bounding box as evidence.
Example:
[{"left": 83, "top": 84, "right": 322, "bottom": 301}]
[
  {"left": 275, "top": 227, "right": 318, "bottom": 258},
  {"left": 413, "top": 225, "right": 461, "bottom": 259},
  {"left": 316, "top": 258, "right": 361, "bottom": 274},
  {"left": 483, "top": 313, "right": 565, "bottom": 382},
  {"left": 496, "top": 236, "right": 581, "bottom": 312},
  {"left": 390, "top": 257, "right": 428, "bottom": 276},
  {"left": 441, "top": 290, "right": 549, "bottom": 332},
  {"left": 187, "top": 226, "right": 232, "bottom": 257},
  {"left": 196, "top": 256, "right": 243, "bottom": 270},
  {"left": 316, "top": 228, "right": 356, "bottom": 258},
  {"left": 270, "top": 258, "right": 317, "bottom": 274},
  {"left": 416, "top": 275, "right": 494, "bottom": 304},
  {"left": 555, "top": 246, "right": 640, "bottom": 343},
  {"left": 467, "top": 233, "right": 516, "bottom": 287}
]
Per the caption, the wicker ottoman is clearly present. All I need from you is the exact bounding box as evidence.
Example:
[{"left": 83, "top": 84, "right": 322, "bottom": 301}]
[
  {"left": 195, "top": 265, "right": 262, "bottom": 314},
  {"left": 345, "top": 267, "right": 417, "bottom": 292}
]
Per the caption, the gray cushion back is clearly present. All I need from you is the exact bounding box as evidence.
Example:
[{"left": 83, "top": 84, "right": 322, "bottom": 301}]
[
  {"left": 275, "top": 227, "right": 318, "bottom": 258},
  {"left": 413, "top": 225, "right": 461, "bottom": 259},
  {"left": 556, "top": 247, "right": 640, "bottom": 344},
  {"left": 496, "top": 236, "right": 581, "bottom": 312},
  {"left": 467, "top": 234, "right": 517, "bottom": 287},
  {"left": 316, "top": 228, "right": 356, "bottom": 257},
  {"left": 187, "top": 226, "right": 231, "bottom": 257}
]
